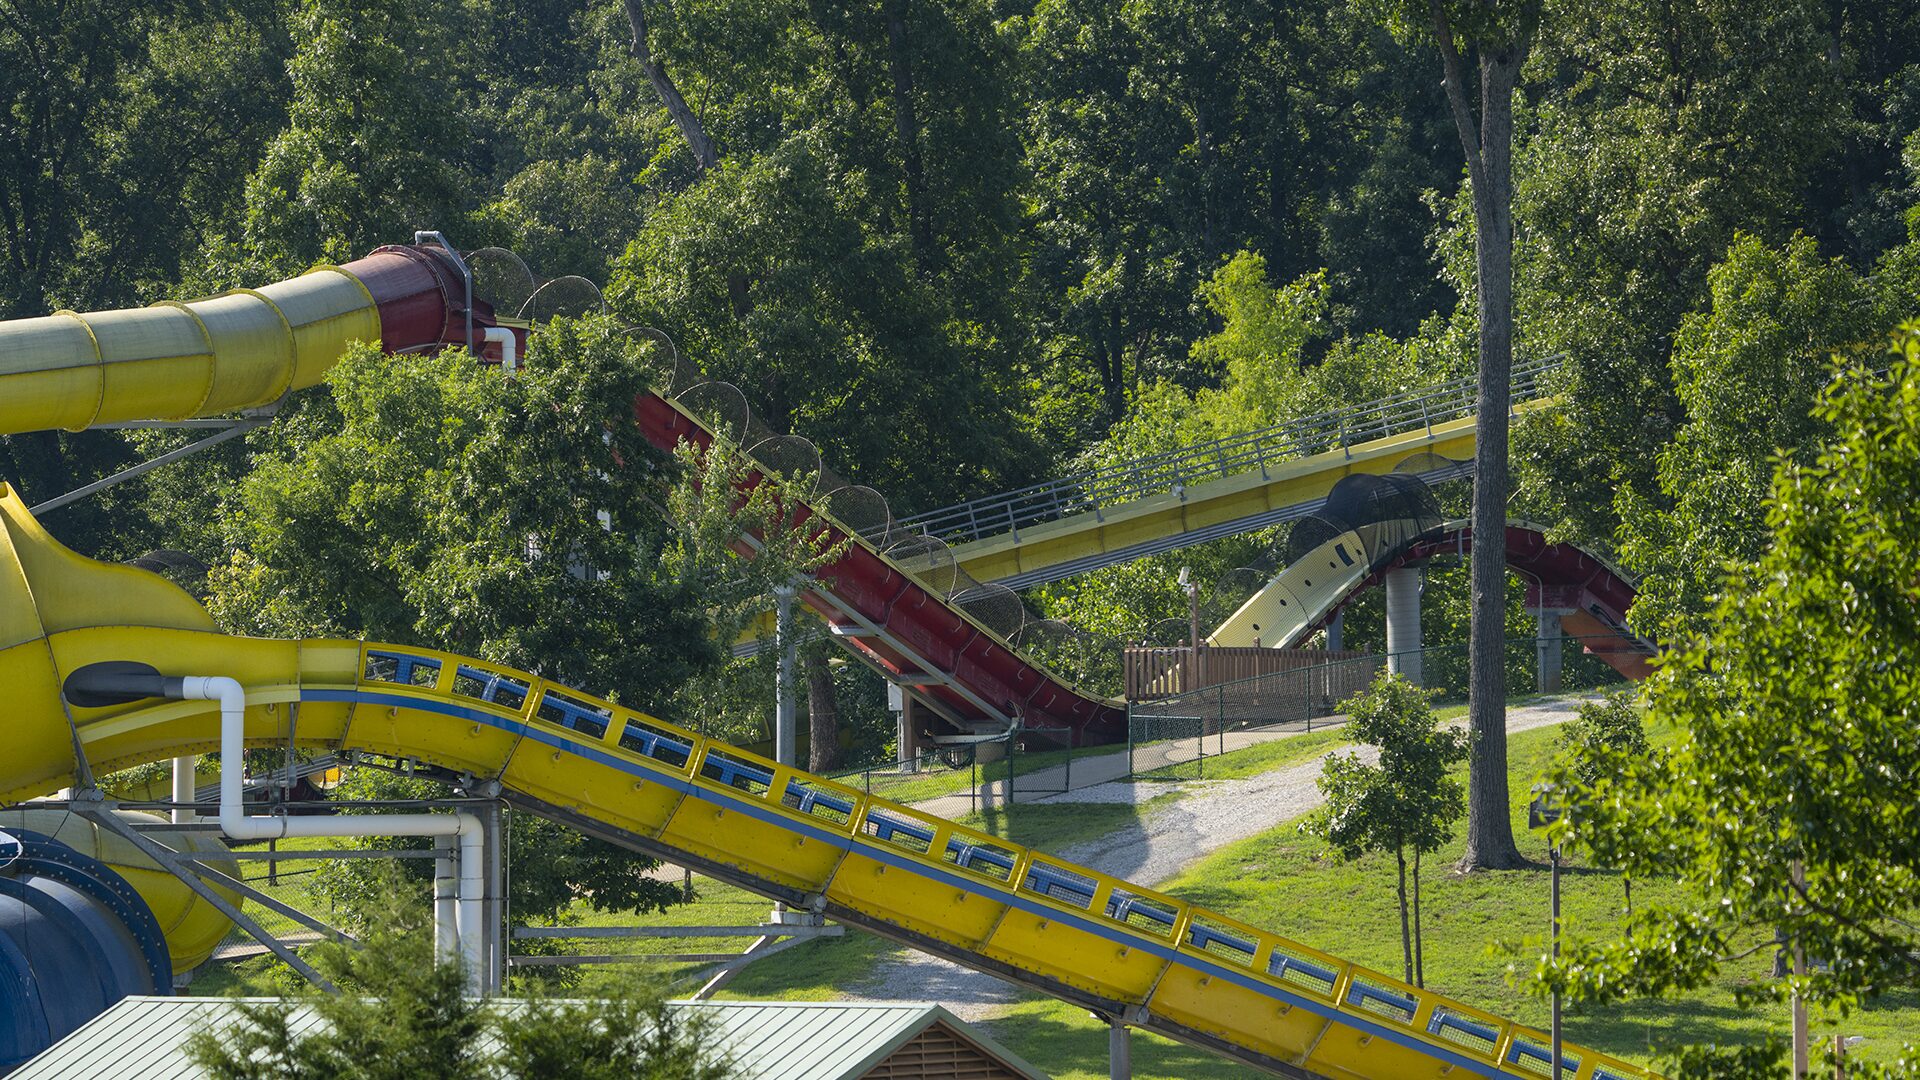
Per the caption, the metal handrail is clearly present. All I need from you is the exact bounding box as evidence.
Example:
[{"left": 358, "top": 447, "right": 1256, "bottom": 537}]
[{"left": 898, "top": 357, "right": 1560, "bottom": 545}]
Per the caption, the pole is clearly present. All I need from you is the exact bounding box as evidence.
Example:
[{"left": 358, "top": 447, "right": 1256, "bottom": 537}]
[
  {"left": 1793, "top": 861, "right": 1809, "bottom": 1077},
  {"left": 171, "top": 755, "right": 196, "bottom": 824},
  {"left": 1187, "top": 577, "right": 1202, "bottom": 691},
  {"left": 1107, "top": 1016, "right": 1132, "bottom": 1079},
  {"left": 774, "top": 584, "right": 797, "bottom": 768},
  {"left": 1551, "top": 844, "right": 1563, "bottom": 1077}
]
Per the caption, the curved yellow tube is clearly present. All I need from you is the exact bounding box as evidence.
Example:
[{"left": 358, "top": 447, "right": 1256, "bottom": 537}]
[{"left": 0, "top": 268, "right": 379, "bottom": 435}]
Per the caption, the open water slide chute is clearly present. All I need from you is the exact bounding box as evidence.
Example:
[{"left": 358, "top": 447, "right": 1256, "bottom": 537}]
[{"left": 0, "top": 483, "right": 1656, "bottom": 1079}]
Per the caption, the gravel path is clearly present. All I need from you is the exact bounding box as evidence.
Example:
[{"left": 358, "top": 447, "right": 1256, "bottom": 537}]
[{"left": 840, "top": 695, "right": 1595, "bottom": 1019}]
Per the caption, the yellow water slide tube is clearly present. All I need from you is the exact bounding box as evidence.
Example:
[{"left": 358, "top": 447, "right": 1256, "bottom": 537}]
[{"left": 0, "top": 246, "right": 520, "bottom": 436}]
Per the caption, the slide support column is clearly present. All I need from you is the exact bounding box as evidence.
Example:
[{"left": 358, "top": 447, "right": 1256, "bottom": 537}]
[
  {"left": 1107, "top": 1017, "right": 1132, "bottom": 1080},
  {"left": 774, "top": 585, "right": 797, "bottom": 767},
  {"left": 1536, "top": 610, "right": 1565, "bottom": 694},
  {"left": 1385, "top": 565, "right": 1423, "bottom": 687},
  {"left": 171, "top": 756, "right": 196, "bottom": 823},
  {"left": 1325, "top": 610, "right": 1343, "bottom": 652}
]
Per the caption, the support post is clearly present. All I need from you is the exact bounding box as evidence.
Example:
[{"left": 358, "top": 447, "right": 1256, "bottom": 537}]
[
  {"left": 1325, "top": 610, "right": 1343, "bottom": 653},
  {"left": 774, "top": 585, "right": 798, "bottom": 768},
  {"left": 892, "top": 684, "right": 918, "bottom": 774},
  {"left": 434, "top": 835, "right": 458, "bottom": 961},
  {"left": 1385, "top": 565, "right": 1423, "bottom": 686},
  {"left": 1536, "top": 610, "right": 1564, "bottom": 694},
  {"left": 171, "top": 756, "right": 196, "bottom": 824},
  {"left": 1107, "top": 1016, "right": 1132, "bottom": 1079},
  {"left": 1550, "top": 844, "right": 1562, "bottom": 1077},
  {"left": 483, "top": 797, "right": 506, "bottom": 994},
  {"left": 1793, "top": 861, "right": 1809, "bottom": 1078}
]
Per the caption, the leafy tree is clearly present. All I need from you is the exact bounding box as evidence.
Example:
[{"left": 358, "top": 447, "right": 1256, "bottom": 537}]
[
  {"left": 186, "top": 887, "right": 730, "bottom": 1080},
  {"left": 1616, "top": 232, "right": 1900, "bottom": 637},
  {"left": 0, "top": 0, "right": 288, "bottom": 316},
  {"left": 1553, "top": 689, "right": 1649, "bottom": 911},
  {"left": 1509, "top": 0, "right": 1865, "bottom": 550},
  {"left": 223, "top": 0, "right": 474, "bottom": 278},
  {"left": 1543, "top": 328, "right": 1920, "bottom": 1068},
  {"left": 611, "top": 133, "right": 1040, "bottom": 513},
  {"left": 1309, "top": 672, "right": 1468, "bottom": 987},
  {"left": 208, "top": 319, "right": 716, "bottom": 704}
]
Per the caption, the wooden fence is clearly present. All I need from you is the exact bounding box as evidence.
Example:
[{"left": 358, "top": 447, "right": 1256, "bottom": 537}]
[{"left": 1122, "top": 646, "right": 1378, "bottom": 701}]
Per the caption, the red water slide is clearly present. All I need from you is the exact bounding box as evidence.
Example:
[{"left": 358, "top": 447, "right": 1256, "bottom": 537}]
[{"left": 634, "top": 392, "right": 1128, "bottom": 747}]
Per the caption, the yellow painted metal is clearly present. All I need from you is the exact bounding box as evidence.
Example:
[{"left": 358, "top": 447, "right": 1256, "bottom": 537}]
[
  {"left": 944, "top": 404, "right": 1549, "bottom": 586},
  {"left": 0, "top": 482, "right": 1655, "bottom": 1080},
  {"left": 0, "top": 266, "right": 379, "bottom": 435}
]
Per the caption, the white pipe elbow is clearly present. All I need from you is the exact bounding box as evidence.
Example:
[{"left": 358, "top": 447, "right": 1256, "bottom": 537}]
[{"left": 483, "top": 327, "right": 517, "bottom": 374}]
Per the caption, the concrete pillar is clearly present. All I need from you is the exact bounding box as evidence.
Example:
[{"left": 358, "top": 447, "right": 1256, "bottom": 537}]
[
  {"left": 1385, "top": 565, "right": 1422, "bottom": 687},
  {"left": 1108, "top": 1018, "right": 1132, "bottom": 1079},
  {"left": 1324, "top": 610, "right": 1344, "bottom": 652},
  {"left": 774, "top": 585, "right": 797, "bottom": 767},
  {"left": 171, "top": 755, "right": 196, "bottom": 823},
  {"left": 1536, "top": 610, "right": 1564, "bottom": 694}
]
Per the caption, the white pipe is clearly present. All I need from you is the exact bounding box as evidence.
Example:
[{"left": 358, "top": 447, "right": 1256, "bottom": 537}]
[
  {"left": 171, "top": 755, "right": 196, "bottom": 824},
  {"left": 483, "top": 327, "right": 517, "bottom": 374},
  {"left": 179, "top": 675, "right": 489, "bottom": 989}
]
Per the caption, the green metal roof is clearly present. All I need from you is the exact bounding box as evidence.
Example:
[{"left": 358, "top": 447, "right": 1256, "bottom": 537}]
[{"left": 13, "top": 997, "right": 1047, "bottom": 1080}]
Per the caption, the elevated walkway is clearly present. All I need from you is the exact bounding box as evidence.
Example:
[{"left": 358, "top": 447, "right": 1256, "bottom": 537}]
[{"left": 902, "top": 360, "right": 1555, "bottom": 588}]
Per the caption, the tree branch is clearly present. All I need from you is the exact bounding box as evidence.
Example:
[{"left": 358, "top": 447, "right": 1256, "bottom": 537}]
[
  {"left": 621, "top": 0, "right": 719, "bottom": 174},
  {"left": 1428, "top": 0, "right": 1484, "bottom": 191}
]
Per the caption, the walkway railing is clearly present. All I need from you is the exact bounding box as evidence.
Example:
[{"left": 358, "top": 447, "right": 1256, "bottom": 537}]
[
  {"left": 897, "top": 357, "right": 1560, "bottom": 546},
  {"left": 1128, "top": 634, "right": 1629, "bottom": 781}
]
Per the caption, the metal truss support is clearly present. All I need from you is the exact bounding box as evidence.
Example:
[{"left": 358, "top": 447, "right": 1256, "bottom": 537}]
[
  {"left": 31, "top": 414, "right": 273, "bottom": 515},
  {"left": 71, "top": 798, "right": 340, "bottom": 992}
]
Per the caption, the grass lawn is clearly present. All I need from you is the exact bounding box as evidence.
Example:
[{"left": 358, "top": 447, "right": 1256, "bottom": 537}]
[
  {"left": 831, "top": 742, "right": 1119, "bottom": 805},
  {"left": 979, "top": 717, "right": 1920, "bottom": 1077},
  {"left": 1135, "top": 725, "right": 1351, "bottom": 782}
]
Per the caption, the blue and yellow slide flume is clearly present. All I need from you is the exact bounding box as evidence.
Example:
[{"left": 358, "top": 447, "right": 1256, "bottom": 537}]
[{"left": 0, "top": 483, "right": 1653, "bottom": 1080}]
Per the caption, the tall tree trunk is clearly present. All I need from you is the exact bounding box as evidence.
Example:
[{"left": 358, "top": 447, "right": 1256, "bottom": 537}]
[
  {"left": 884, "top": 0, "right": 932, "bottom": 268},
  {"left": 622, "top": 0, "right": 719, "bottom": 173},
  {"left": 1412, "top": 848, "right": 1426, "bottom": 988},
  {"left": 1395, "top": 846, "right": 1414, "bottom": 985},
  {"left": 1432, "top": 1, "right": 1532, "bottom": 872},
  {"left": 807, "top": 651, "right": 841, "bottom": 773}
]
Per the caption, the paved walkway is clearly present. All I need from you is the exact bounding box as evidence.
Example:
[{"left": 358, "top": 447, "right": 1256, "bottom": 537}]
[
  {"left": 841, "top": 694, "right": 1597, "bottom": 1020},
  {"left": 907, "top": 720, "right": 1331, "bottom": 819}
]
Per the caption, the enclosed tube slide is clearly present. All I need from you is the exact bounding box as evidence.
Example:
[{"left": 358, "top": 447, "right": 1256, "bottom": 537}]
[
  {"left": 0, "top": 245, "right": 523, "bottom": 436},
  {"left": 0, "top": 483, "right": 1659, "bottom": 1080}
]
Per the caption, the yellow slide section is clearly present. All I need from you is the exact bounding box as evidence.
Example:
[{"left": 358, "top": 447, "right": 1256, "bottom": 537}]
[
  {"left": 0, "top": 484, "right": 1650, "bottom": 1079},
  {"left": 0, "top": 268, "right": 379, "bottom": 434}
]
